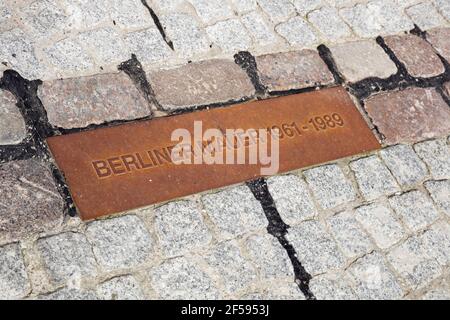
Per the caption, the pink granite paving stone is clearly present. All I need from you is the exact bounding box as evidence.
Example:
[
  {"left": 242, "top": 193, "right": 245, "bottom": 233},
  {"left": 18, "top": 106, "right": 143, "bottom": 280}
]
[
  {"left": 38, "top": 73, "right": 153, "bottom": 129},
  {"left": 384, "top": 34, "right": 445, "bottom": 78},
  {"left": 426, "top": 27, "right": 450, "bottom": 63},
  {"left": 255, "top": 50, "right": 335, "bottom": 92},
  {"left": 365, "top": 87, "right": 450, "bottom": 145}
]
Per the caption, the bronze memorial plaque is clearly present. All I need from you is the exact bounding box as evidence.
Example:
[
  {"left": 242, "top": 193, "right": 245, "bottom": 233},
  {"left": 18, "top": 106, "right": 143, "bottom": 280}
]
[{"left": 47, "top": 86, "right": 381, "bottom": 220}]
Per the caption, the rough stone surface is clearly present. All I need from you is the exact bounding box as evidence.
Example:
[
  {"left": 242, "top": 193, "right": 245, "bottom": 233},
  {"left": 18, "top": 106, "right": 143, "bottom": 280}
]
[
  {"left": 43, "top": 38, "right": 95, "bottom": 76},
  {"left": 350, "top": 156, "right": 400, "bottom": 201},
  {"left": 205, "top": 241, "right": 256, "bottom": 294},
  {"left": 148, "top": 60, "right": 255, "bottom": 110},
  {"left": 445, "top": 82, "right": 450, "bottom": 96},
  {"left": 379, "top": 144, "right": 428, "bottom": 187},
  {"left": 189, "top": 0, "right": 234, "bottom": 24},
  {"left": 37, "top": 232, "right": 98, "bottom": 284},
  {"left": 97, "top": 275, "right": 145, "bottom": 300},
  {"left": 201, "top": 186, "right": 267, "bottom": 240},
  {"left": 327, "top": 211, "right": 374, "bottom": 259},
  {"left": 355, "top": 203, "right": 406, "bottom": 249},
  {"left": 330, "top": 40, "right": 397, "bottom": 82},
  {"left": 206, "top": 19, "right": 253, "bottom": 53},
  {"left": 19, "top": 0, "right": 68, "bottom": 40},
  {"left": 0, "top": 89, "right": 27, "bottom": 145},
  {"left": 304, "top": 164, "right": 357, "bottom": 210},
  {"left": 264, "top": 282, "right": 305, "bottom": 300},
  {"left": 241, "top": 11, "right": 277, "bottom": 46},
  {"left": 266, "top": 175, "right": 317, "bottom": 225},
  {"left": 257, "top": 0, "right": 296, "bottom": 24},
  {"left": 414, "top": 139, "right": 450, "bottom": 180},
  {"left": 39, "top": 73, "right": 152, "bottom": 129},
  {"left": 287, "top": 220, "right": 346, "bottom": 275},
  {"left": 0, "top": 29, "right": 45, "bottom": 79},
  {"left": 160, "top": 13, "right": 210, "bottom": 58},
  {"left": 275, "top": 16, "right": 318, "bottom": 46},
  {"left": 384, "top": 34, "right": 445, "bottom": 78},
  {"left": 426, "top": 28, "right": 450, "bottom": 63},
  {"left": 124, "top": 28, "right": 173, "bottom": 65},
  {"left": 308, "top": 6, "right": 352, "bottom": 41},
  {"left": 39, "top": 287, "right": 98, "bottom": 300},
  {"left": 389, "top": 191, "right": 440, "bottom": 232},
  {"left": 346, "top": 252, "right": 404, "bottom": 300},
  {"left": 86, "top": 215, "right": 154, "bottom": 271},
  {"left": 245, "top": 282, "right": 305, "bottom": 300},
  {"left": 149, "top": 257, "right": 220, "bottom": 299},
  {"left": 154, "top": 200, "right": 212, "bottom": 257},
  {"left": 255, "top": 50, "right": 335, "bottom": 92},
  {"left": 365, "top": 87, "right": 450, "bottom": 145},
  {"left": 340, "top": 1, "right": 414, "bottom": 37},
  {"left": 231, "top": 0, "right": 257, "bottom": 13},
  {"left": 0, "top": 160, "right": 64, "bottom": 243},
  {"left": 435, "top": 0, "right": 450, "bottom": 20},
  {"left": 387, "top": 236, "right": 442, "bottom": 288},
  {"left": 406, "top": 2, "right": 447, "bottom": 30},
  {"left": 76, "top": 28, "right": 130, "bottom": 65},
  {"left": 425, "top": 180, "right": 450, "bottom": 217},
  {"left": 0, "top": 243, "right": 30, "bottom": 300},
  {"left": 310, "top": 273, "right": 357, "bottom": 300},
  {"left": 108, "top": 0, "right": 154, "bottom": 29},
  {"left": 292, "top": 0, "right": 324, "bottom": 16},
  {"left": 421, "top": 223, "right": 450, "bottom": 266},
  {"left": 422, "top": 287, "right": 450, "bottom": 300},
  {"left": 245, "top": 234, "right": 293, "bottom": 280}
]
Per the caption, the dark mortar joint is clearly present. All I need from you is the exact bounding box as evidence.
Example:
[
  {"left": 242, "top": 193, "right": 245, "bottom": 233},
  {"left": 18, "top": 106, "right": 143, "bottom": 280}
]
[
  {"left": 234, "top": 51, "right": 267, "bottom": 96},
  {"left": 119, "top": 54, "right": 161, "bottom": 111},
  {"left": 0, "top": 70, "right": 76, "bottom": 217},
  {"left": 141, "top": 0, "right": 174, "bottom": 50},
  {"left": 317, "top": 44, "right": 344, "bottom": 85},
  {"left": 346, "top": 36, "right": 450, "bottom": 101},
  {"left": 247, "top": 178, "right": 316, "bottom": 300}
]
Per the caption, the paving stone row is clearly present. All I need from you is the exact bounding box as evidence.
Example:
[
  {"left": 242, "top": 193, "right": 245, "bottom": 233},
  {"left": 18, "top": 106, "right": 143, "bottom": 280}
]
[
  {"left": 2, "top": 26, "right": 448, "bottom": 136},
  {"left": 3, "top": 27, "right": 438, "bottom": 133},
  {"left": 0, "top": 0, "right": 448, "bottom": 81},
  {"left": 1, "top": 135, "right": 449, "bottom": 299}
]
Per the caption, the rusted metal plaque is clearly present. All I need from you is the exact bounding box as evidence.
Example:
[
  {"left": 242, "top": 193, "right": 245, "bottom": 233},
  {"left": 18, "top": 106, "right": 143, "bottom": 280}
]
[{"left": 47, "top": 86, "right": 380, "bottom": 220}]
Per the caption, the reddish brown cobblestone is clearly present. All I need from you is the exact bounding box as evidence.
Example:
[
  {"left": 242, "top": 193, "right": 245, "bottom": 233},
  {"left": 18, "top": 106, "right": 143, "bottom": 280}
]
[
  {"left": 0, "top": 89, "right": 27, "bottom": 145},
  {"left": 255, "top": 50, "right": 335, "bottom": 92},
  {"left": 148, "top": 59, "right": 255, "bottom": 111},
  {"left": 426, "top": 27, "right": 450, "bottom": 63},
  {"left": 384, "top": 34, "right": 445, "bottom": 78},
  {"left": 39, "top": 73, "right": 152, "bottom": 129},
  {"left": 365, "top": 87, "right": 450, "bottom": 145},
  {"left": 444, "top": 82, "right": 450, "bottom": 96},
  {"left": 0, "top": 160, "right": 64, "bottom": 243}
]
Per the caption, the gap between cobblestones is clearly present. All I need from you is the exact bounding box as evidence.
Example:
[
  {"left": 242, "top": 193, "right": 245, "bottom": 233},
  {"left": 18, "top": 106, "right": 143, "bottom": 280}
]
[
  {"left": 349, "top": 35, "right": 450, "bottom": 102},
  {"left": 246, "top": 178, "right": 316, "bottom": 300},
  {"left": 141, "top": 0, "right": 174, "bottom": 51},
  {"left": 317, "top": 45, "right": 345, "bottom": 85},
  {"left": 118, "top": 54, "right": 161, "bottom": 112},
  {"left": 234, "top": 51, "right": 267, "bottom": 97}
]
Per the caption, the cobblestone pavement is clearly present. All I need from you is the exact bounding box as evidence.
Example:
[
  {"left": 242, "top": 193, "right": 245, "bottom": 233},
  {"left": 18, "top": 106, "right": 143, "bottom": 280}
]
[{"left": 1, "top": 0, "right": 450, "bottom": 300}]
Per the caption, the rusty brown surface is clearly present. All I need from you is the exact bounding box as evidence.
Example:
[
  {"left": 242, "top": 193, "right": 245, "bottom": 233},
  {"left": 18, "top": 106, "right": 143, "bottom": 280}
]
[{"left": 47, "top": 86, "right": 381, "bottom": 221}]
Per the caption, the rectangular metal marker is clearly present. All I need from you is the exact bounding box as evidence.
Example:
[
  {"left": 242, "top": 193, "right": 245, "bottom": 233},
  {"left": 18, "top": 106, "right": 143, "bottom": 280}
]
[{"left": 47, "top": 86, "right": 381, "bottom": 220}]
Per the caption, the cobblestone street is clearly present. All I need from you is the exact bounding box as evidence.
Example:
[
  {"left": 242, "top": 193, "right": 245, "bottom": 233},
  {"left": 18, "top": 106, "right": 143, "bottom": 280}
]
[{"left": 1, "top": 0, "right": 450, "bottom": 300}]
